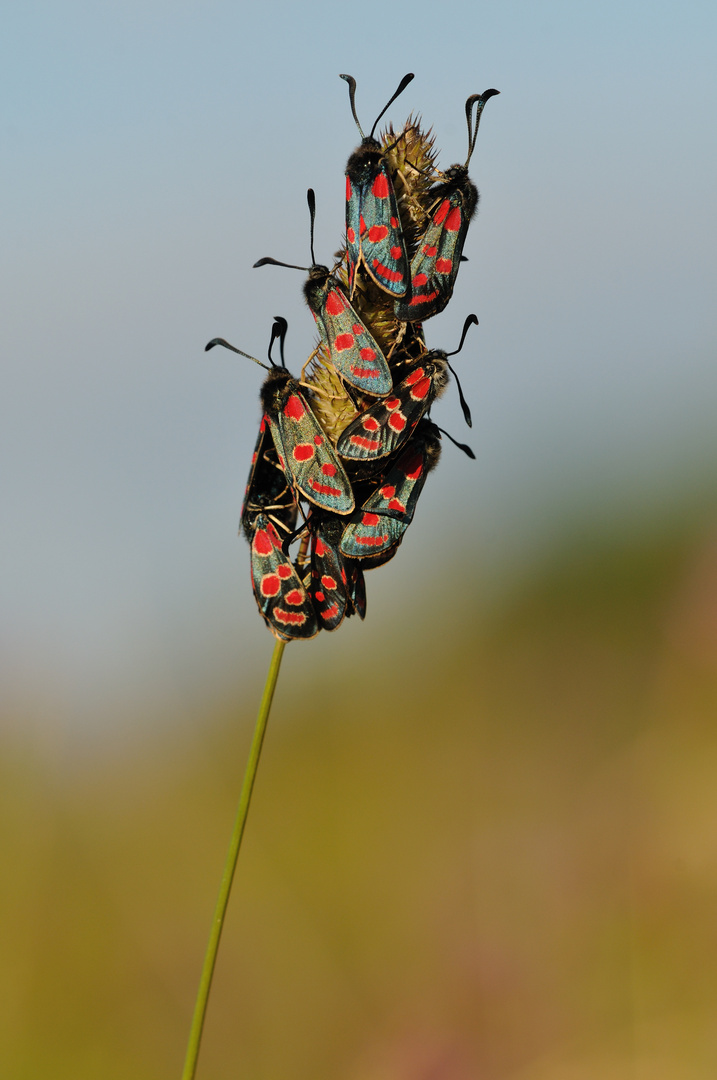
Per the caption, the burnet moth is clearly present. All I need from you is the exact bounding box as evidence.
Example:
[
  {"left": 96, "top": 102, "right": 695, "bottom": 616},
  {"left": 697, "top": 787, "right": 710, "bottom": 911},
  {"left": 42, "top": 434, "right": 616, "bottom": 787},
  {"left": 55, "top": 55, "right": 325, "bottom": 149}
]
[
  {"left": 248, "top": 513, "right": 319, "bottom": 640},
  {"left": 395, "top": 90, "right": 499, "bottom": 323},
  {"left": 206, "top": 317, "right": 355, "bottom": 515},
  {"left": 340, "top": 421, "right": 442, "bottom": 559},
  {"left": 240, "top": 415, "right": 298, "bottom": 543},
  {"left": 336, "top": 314, "right": 478, "bottom": 462},
  {"left": 341, "top": 72, "right": 414, "bottom": 298},
  {"left": 308, "top": 514, "right": 366, "bottom": 631},
  {"left": 254, "top": 189, "right": 393, "bottom": 396}
]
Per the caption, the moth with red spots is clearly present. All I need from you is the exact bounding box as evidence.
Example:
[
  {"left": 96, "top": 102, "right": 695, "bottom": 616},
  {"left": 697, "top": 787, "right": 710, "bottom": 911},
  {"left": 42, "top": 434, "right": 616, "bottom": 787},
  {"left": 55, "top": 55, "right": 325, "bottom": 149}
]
[
  {"left": 395, "top": 90, "right": 499, "bottom": 323},
  {"left": 336, "top": 315, "right": 478, "bottom": 462},
  {"left": 340, "top": 421, "right": 442, "bottom": 560},
  {"left": 254, "top": 190, "right": 393, "bottom": 396},
  {"left": 249, "top": 513, "right": 318, "bottom": 640},
  {"left": 308, "top": 514, "right": 366, "bottom": 631},
  {"left": 340, "top": 72, "right": 413, "bottom": 298},
  {"left": 240, "top": 415, "right": 297, "bottom": 543},
  {"left": 206, "top": 318, "right": 355, "bottom": 515}
]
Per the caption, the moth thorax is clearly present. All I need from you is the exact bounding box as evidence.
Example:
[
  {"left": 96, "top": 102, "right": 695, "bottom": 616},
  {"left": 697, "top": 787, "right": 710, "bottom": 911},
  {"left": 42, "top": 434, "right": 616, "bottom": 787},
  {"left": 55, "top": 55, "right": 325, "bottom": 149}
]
[
  {"left": 424, "top": 437, "right": 443, "bottom": 474},
  {"left": 345, "top": 140, "right": 383, "bottom": 183},
  {"left": 303, "top": 266, "right": 331, "bottom": 310},
  {"left": 431, "top": 358, "right": 451, "bottom": 398},
  {"left": 259, "top": 368, "right": 293, "bottom": 414}
]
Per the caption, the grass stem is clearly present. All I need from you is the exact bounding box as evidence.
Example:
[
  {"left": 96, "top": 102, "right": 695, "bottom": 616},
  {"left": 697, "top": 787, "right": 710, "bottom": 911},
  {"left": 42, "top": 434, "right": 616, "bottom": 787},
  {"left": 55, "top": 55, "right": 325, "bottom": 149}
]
[{"left": 181, "top": 637, "right": 286, "bottom": 1080}]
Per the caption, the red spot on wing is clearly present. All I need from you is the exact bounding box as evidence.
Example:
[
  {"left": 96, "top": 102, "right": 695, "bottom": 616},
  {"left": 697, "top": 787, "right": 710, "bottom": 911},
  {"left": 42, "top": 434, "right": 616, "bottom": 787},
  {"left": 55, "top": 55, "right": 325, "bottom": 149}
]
[
  {"left": 433, "top": 199, "right": 450, "bottom": 226},
  {"left": 435, "top": 257, "right": 453, "bottom": 274},
  {"left": 352, "top": 323, "right": 363, "bottom": 335},
  {"left": 350, "top": 434, "right": 381, "bottom": 451},
  {"left": 314, "top": 434, "right": 324, "bottom": 446},
  {"left": 325, "top": 291, "right": 345, "bottom": 316},
  {"left": 355, "top": 531, "right": 389, "bottom": 547},
  {"left": 372, "top": 172, "right": 389, "bottom": 198},
  {"left": 277, "top": 564, "right": 292, "bottom": 579},
  {"left": 363, "top": 416, "right": 380, "bottom": 432},
  {"left": 412, "top": 273, "right": 428, "bottom": 286},
  {"left": 422, "top": 244, "right": 438, "bottom": 257},
  {"left": 362, "top": 513, "right": 380, "bottom": 526},
  {"left": 371, "top": 259, "right": 403, "bottom": 283},
  {"left": 321, "top": 575, "right": 338, "bottom": 591},
  {"left": 334, "top": 333, "right": 355, "bottom": 351},
  {"left": 284, "top": 589, "right": 304, "bottom": 607},
  {"left": 390, "top": 246, "right": 402, "bottom": 259},
  {"left": 402, "top": 450, "right": 424, "bottom": 480},
  {"left": 253, "top": 529, "right": 273, "bottom": 557},
  {"left": 404, "top": 367, "right": 427, "bottom": 387},
  {"left": 387, "top": 498, "right": 406, "bottom": 512},
  {"left": 315, "top": 538, "right": 327, "bottom": 557},
  {"left": 390, "top": 216, "right": 398, "bottom": 227},
  {"left": 388, "top": 412, "right": 407, "bottom": 432},
  {"left": 359, "top": 347, "right": 377, "bottom": 362},
  {"left": 359, "top": 215, "right": 367, "bottom": 236},
  {"left": 346, "top": 176, "right": 352, "bottom": 201},
  {"left": 381, "top": 485, "right": 396, "bottom": 498},
  {"left": 409, "top": 291, "right": 438, "bottom": 307},
  {"left": 385, "top": 397, "right": 401, "bottom": 410},
  {"left": 368, "top": 224, "right": 389, "bottom": 243},
  {"left": 347, "top": 226, "right": 356, "bottom": 243},
  {"left": 314, "top": 590, "right": 325, "bottom": 602},
  {"left": 309, "top": 479, "right": 342, "bottom": 498},
  {"left": 322, "top": 601, "right": 340, "bottom": 619},
  {"left": 293, "top": 443, "right": 315, "bottom": 462},
  {"left": 284, "top": 395, "right": 305, "bottom": 421},
  {"left": 321, "top": 463, "right": 337, "bottom": 477},
  {"left": 274, "top": 608, "right": 308, "bottom": 626},
  {"left": 260, "top": 573, "right": 281, "bottom": 597},
  {"left": 409, "top": 376, "right": 432, "bottom": 401},
  {"left": 445, "top": 207, "right": 462, "bottom": 232},
  {"left": 353, "top": 366, "right": 380, "bottom": 379}
]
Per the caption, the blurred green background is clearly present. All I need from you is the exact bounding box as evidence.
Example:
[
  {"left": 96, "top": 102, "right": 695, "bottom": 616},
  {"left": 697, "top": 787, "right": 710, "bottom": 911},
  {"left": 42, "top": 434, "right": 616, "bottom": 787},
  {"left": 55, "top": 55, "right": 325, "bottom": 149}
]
[{"left": 2, "top": 1, "right": 717, "bottom": 1077}]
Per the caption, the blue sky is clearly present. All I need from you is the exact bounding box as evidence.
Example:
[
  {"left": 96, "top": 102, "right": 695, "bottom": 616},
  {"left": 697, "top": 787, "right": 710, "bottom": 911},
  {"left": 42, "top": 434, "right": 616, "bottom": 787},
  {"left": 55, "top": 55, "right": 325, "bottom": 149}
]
[{"left": 1, "top": 0, "right": 715, "bottom": 735}]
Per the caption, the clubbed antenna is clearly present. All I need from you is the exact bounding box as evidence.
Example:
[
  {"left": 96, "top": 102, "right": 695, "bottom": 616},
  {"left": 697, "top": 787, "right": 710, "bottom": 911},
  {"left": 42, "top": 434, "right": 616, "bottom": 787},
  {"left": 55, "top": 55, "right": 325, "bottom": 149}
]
[
  {"left": 339, "top": 72, "right": 415, "bottom": 141},
  {"left": 465, "top": 89, "right": 500, "bottom": 168},
  {"left": 445, "top": 313, "right": 479, "bottom": 427}
]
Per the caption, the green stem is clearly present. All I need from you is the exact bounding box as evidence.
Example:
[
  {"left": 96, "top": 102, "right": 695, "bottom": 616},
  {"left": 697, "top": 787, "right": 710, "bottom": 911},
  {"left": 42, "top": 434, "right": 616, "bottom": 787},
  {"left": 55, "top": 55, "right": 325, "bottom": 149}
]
[{"left": 181, "top": 637, "right": 286, "bottom": 1080}]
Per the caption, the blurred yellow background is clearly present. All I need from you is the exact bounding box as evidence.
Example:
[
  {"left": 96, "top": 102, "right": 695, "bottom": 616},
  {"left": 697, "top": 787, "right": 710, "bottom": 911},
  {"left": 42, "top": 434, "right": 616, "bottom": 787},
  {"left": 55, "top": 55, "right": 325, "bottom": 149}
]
[{"left": 5, "top": 499, "right": 717, "bottom": 1078}]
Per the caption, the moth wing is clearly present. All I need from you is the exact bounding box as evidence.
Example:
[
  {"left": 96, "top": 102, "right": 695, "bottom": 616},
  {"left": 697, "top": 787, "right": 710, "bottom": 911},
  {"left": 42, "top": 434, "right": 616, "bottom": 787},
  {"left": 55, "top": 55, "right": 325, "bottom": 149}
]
[
  {"left": 272, "top": 387, "right": 355, "bottom": 514},
  {"left": 356, "top": 163, "right": 410, "bottom": 297},
  {"left": 322, "top": 285, "right": 392, "bottom": 396},
  {"left": 395, "top": 193, "right": 469, "bottom": 321},
  {"left": 336, "top": 363, "right": 436, "bottom": 461},
  {"left": 250, "top": 516, "right": 318, "bottom": 639}
]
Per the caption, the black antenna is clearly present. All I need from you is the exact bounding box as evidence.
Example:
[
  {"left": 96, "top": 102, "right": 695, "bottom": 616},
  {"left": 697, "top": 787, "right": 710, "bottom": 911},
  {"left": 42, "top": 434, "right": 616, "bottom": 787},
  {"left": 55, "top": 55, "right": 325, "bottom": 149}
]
[
  {"left": 445, "top": 313, "right": 479, "bottom": 428},
  {"left": 253, "top": 189, "right": 318, "bottom": 273},
  {"left": 204, "top": 337, "right": 270, "bottom": 371},
  {"left": 307, "top": 188, "right": 317, "bottom": 267},
  {"left": 268, "top": 316, "right": 288, "bottom": 368},
  {"left": 435, "top": 425, "right": 476, "bottom": 460},
  {"left": 465, "top": 89, "right": 500, "bottom": 167},
  {"left": 339, "top": 72, "right": 415, "bottom": 141}
]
